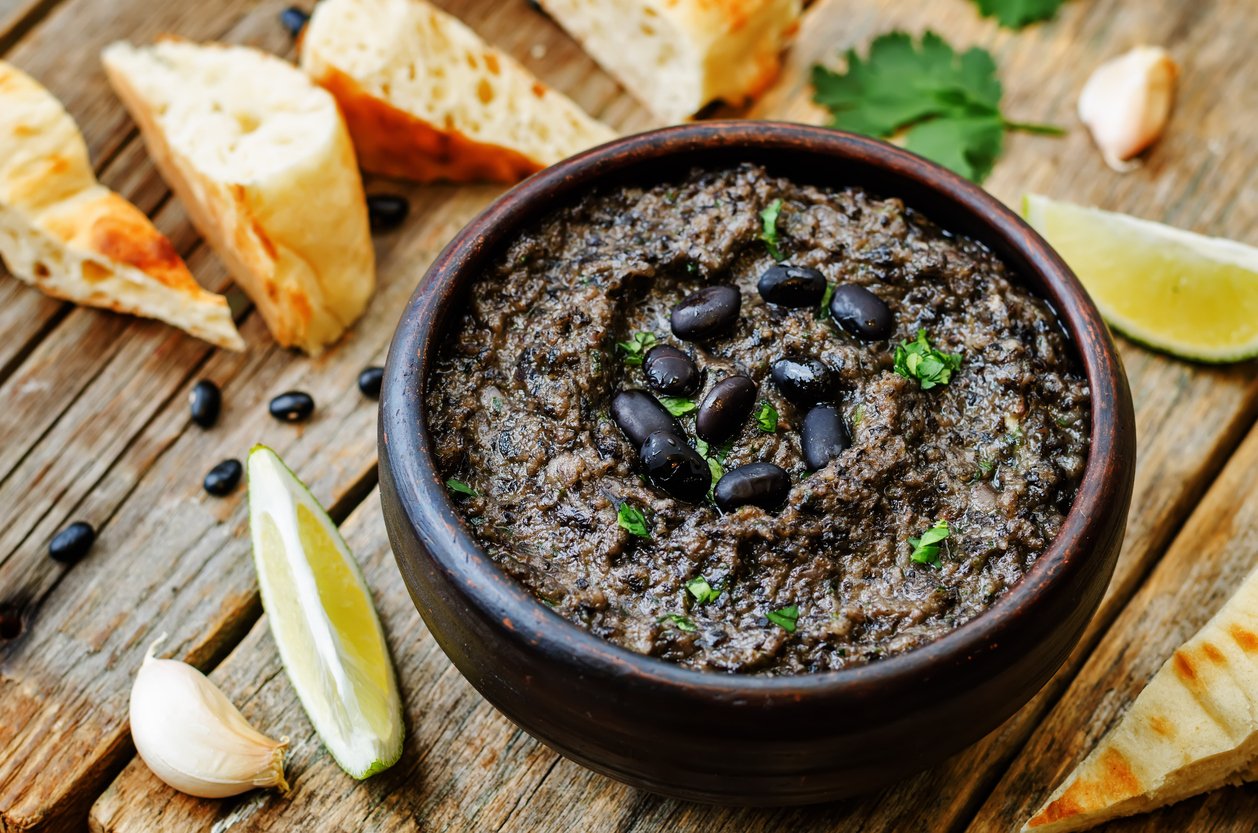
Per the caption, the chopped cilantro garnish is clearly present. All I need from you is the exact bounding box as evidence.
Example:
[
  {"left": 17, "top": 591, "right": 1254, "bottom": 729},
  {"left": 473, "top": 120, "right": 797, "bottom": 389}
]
[
  {"left": 972, "top": 0, "right": 1067, "bottom": 29},
  {"left": 977, "top": 459, "right": 995, "bottom": 477},
  {"left": 908, "top": 520, "right": 951, "bottom": 567},
  {"left": 755, "top": 400, "right": 779, "bottom": 433},
  {"left": 850, "top": 403, "right": 865, "bottom": 426},
  {"left": 686, "top": 575, "right": 722, "bottom": 605},
  {"left": 894, "top": 329, "right": 962, "bottom": 390},
  {"left": 616, "top": 331, "right": 657, "bottom": 366},
  {"left": 760, "top": 199, "right": 785, "bottom": 261},
  {"left": 810, "top": 31, "right": 1062, "bottom": 183},
  {"left": 446, "top": 478, "right": 478, "bottom": 497},
  {"left": 817, "top": 282, "right": 835, "bottom": 320},
  {"left": 617, "top": 502, "right": 650, "bottom": 538},
  {"left": 693, "top": 439, "right": 726, "bottom": 496},
  {"left": 660, "top": 613, "right": 697, "bottom": 633},
  {"left": 659, "top": 396, "right": 698, "bottom": 417},
  {"left": 766, "top": 604, "right": 800, "bottom": 633},
  {"left": 686, "top": 262, "right": 698, "bottom": 274}
]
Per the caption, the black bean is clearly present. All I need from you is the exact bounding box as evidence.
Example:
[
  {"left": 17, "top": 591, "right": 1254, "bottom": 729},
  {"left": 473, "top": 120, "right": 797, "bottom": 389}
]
[
  {"left": 269, "top": 391, "right": 315, "bottom": 423},
  {"left": 188, "top": 379, "right": 222, "bottom": 428},
  {"left": 670, "top": 285, "right": 741, "bottom": 342},
  {"left": 801, "top": 405, "right": 850, "bottom": 471},
  {"left": 643, "top": 345, "right": 700, "bottom": 396},
  {"left": 640, "top": 431, "right": 710, "bottom": 502},
  {"left": 358, "top": 366, "right": 385, "bottom": 399},
  {"left": 714, "top": 463, "right": 790, "bottom": 511},
  {"left": 204, "top": 459, "right": 243, "bottom": 497},
  {"left": 367, "top": 195, "right": 410, "bottom": 232},
  {"left": 770, "top": 357, "right": 835, "bottom": 405},
  {"left": 696, "top": 375, "right": 757, "bottom": 443},
  {"left": 610, "top": 390, "right": 681, "bottom": 450},
  {"left": 49, "top": 521, "right": 95, "bottom": 564},
  {"left": 756, "top": 264, "right": 826, "bottom": 308},
  {"left": 279, "top": 6, "right": 310, "bottom": 37},
  {"left": 829, "top": 284, "right": 894, "bottom": 340}
]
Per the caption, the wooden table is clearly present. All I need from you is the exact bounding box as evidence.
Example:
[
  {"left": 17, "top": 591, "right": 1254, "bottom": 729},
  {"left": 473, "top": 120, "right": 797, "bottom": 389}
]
[{"left": 0, "top": 0, "right": 1254, "bottom": 830}]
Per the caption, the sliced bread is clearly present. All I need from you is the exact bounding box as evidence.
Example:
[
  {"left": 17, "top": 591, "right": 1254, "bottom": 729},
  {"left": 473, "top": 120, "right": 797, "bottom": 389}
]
[
  {"left": 535, "top": 0, "right": 803, "bottom": 124},
  {"left": 300, "top": 0, "right": 617, "bottom": 183},
  {"left": 0, "top": 60, "right": 243, "bottom": 350},
  {"left": 102, "top": 39, "right": 375, "bottom": 355}
]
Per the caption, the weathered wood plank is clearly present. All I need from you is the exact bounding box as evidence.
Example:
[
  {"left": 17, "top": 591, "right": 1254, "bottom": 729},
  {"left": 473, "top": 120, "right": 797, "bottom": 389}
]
[
  {"left": 0, "top": 0, "right": 64, "bottom": 55},
  {"left": 969, "top": 420, "right": 1258, "bottom": 832}
]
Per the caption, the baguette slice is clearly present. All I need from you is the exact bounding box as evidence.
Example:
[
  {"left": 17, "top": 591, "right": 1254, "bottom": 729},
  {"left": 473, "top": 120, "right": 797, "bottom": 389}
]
[
  {"left": 102, "top": 39, "right": 375, "bottom": 355},
  {"left": 1024, "top": 563, "right": 1258, "bottom": 832},
  {"left": 0, "top": 60, "right": 243, "bottom": 350},
  {"left": 300, "top": 0, "right": 617, "bottom": 184},
  {"left": 536, "top": 0, "right": 803, "bottom": 124}
]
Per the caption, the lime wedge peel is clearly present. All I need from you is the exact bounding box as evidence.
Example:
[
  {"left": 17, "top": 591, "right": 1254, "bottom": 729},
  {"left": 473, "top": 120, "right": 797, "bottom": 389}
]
[
  {"left": 247, "top": 445, "right": 404, "bottom": 779},
  {"left": 1023, "top": 194, "right": 1258, "bottom": 363}
]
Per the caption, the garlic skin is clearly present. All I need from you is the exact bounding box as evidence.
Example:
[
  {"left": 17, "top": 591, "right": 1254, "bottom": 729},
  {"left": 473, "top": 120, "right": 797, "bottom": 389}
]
[
  {"left": 130, "top": 637, "right": 290, "bottom": 799},
  {"left": 1078, "top": 46, "right": 1178, "bottom": 172}
]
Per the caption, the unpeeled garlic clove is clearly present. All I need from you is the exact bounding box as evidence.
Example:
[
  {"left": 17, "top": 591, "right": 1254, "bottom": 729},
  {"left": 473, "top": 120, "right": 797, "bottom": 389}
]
[
  {"left": 129, "top": 636, "right": 290, "bottom": 799},
  {"left": 1078, "top": 45, "right": 1178, "bottom": 172}
]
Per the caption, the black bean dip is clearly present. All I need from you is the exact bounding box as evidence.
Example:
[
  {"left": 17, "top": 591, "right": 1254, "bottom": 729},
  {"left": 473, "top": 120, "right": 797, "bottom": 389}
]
[{"left": 426, "top": 164, "right": 1090, "bottom": 675}]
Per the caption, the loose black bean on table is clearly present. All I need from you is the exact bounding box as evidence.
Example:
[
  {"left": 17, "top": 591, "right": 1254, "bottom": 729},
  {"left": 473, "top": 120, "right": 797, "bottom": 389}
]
[
  {"left": 188, "top": 379, "right": 222, "bottom": 428},
  {"left": 49, "top": 521, "right": 95, "bottom": 564},
  {"left": 269, "top": 391, "right": 315, "bottom": 423},
  {"left": 203, "top": 459, "right": 243, "bottom": 496},
  {"left": 358, "top": 366, "right": 385, "bottom": 399}
]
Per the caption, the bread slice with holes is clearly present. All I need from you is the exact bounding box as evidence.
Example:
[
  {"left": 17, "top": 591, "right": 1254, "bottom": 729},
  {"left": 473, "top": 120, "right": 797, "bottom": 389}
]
[
  {"left": 535, "top": 0, "right": 803, "bottom": 124},
  {"left": 299, "top": 0, "right": 618, "bottom": 183},
  {"left": 1023, "top": 562, "right": 1258, "bottom": 832},
  {"left": 0, "top": 60, "right": 243, "bottom": 350},
  {"left": 102, "top": 39, "right": 375, "bottom": 355}
]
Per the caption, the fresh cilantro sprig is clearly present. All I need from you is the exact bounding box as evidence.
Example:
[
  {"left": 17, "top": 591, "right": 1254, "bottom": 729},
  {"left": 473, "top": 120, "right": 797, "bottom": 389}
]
[
  {"left": 894, "top": 329, "right": 962, "bottom": 390},
  {"left": 660, "top": 613, "right": 698, "bottom": 633},
  {"left": 760, "top": 199, "right": 785, "bottom": 261},
  {"left": 694, "top": 438, "right": 727, "bottom": 494},
  {"left": 972, "top": 0, "right": 1067, "bottom": 29},
  {"left": 766, "top": 604, "right": 800, "bottom": 633},
  {"left": 446, "top": 478, "right": 478, "bottom": 497},
  {"left": 616, "top": 331, "right": 657, "bottom": 366},
  {"left": 755, "top": 401, "right": 779, "bottom": 433},
  {"left": 617, "top": 502, "right": 650, "bottom": 538},
  {"left": 817, "top": 282, "right": 835, "bottom": 321},
  {"left": 909, "top": 520, "right": 951, "bottom": 566},
  {"left": 686, "top": 575, "right": 722, "bottom": 605},
  {"left": 810, "top": 31, "right": 1063, "bottom": 182},
  {"left": 659, "top": 396, "right": 697, "bottom": 417}
]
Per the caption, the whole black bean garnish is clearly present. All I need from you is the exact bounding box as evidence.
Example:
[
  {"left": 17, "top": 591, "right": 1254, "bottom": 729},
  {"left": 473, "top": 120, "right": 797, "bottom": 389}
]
[
  {"left": 801, "top": 405, "right": 851, "bottom": 471},
  {"left": 203, "top": 459, "right": 244, "bottom": 497},
  {"left": 756, "top": 264, "right": 826, "bottom": 308},
  {"left": 829, "top": 284, "right": 894, "bottom": 340},
  {"left": 49, "top": 521, "right": 95, "bottom": 564},
  {"left": 188, "top": 379, "right": 222, "bottom": 428},
  {"left": 640, "top": 431, "right": 711, "bottom": 503},
  {"left": 643, "top": 345, "right": 700, "bottom": 396},
  {"left": 696, "top": 375, "right": 757, "bottom": 443},
  {"left": 770, "top": 357, "right": 835, "bottom": 405},
  {"left": 358, "top": 366, "right": 385, "bottom": 399},
  {"left": 367, "top": 195, "right": 410, "bottom": 232},
  {"left": 610, "top": 390, "right": 682, "bottom": 450},
  {"left": 714, "top": 463, "right": 791, "bottom": 512},
  {"left": 670, "top": 285, "right": 741, "bottom": 342},
  {"left": 269, "top": 391, "right": 315, "bottom": 423},
  {"left": 279, "top": 6, "right": 310, "bottom": 37}
]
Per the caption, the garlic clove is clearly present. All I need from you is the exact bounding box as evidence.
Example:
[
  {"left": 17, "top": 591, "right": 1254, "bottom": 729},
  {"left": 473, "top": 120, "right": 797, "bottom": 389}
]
[
  {"left": 129, "top": 636, "right": 290, "bottom": 799},
  {"left": 1078, "top": 45, "right": 1179, "bottom": 172}
]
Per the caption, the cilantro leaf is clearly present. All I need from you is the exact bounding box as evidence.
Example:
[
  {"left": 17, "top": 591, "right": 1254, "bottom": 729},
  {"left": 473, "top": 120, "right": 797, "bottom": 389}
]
[
  {"left": 817, "top": 282, "right": 835, "bottom": 320},
  {"left": 766, "top": 604, "right": 800, "bottom": 633},
  {"left": 973, "top": 0, "right": 1067, "bottom": 29},
  {"left": 693, "top": 439, "right": 726, "bottom": 497},
  {"left": 660, "top": 613, "right": 698, "bottom": 633},
  {"left": 755, "top": 400, "right": 779, "bottom": 433},
  {"left": 617, "top": 502, "right": 650, "bottom": 538},
  {"left": 446, "top": 478, "right": 478, "bottom": 497},
  {"left": 909, "top": 520, "right": 951, "bottom": 566},
  {"left": 760, "top": 199, "right": 785, "bottom": 261},
  {"left": 686, "top": 575, "right": 722, "bottom": 605},
  {"left": 810, "top": 30, "right": 1061, "bottom": 182},
  {"left": 659, "top": 396, "right": 698, "bottom": 417},
  {"left": 894, "top": 329, "right": 963, "bottom": 389},
  {"left": 616, "top": 331, "right": 657, "bottom": 366}
]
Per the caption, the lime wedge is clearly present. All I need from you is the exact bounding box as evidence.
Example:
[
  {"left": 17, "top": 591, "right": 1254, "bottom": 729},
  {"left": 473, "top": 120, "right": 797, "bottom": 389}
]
[
  {"left": 1023, "top": 193, "right": 1258, "bottom": 362},
  {"left": 246, "top": 445, "right": 403, "bottom": 779}
]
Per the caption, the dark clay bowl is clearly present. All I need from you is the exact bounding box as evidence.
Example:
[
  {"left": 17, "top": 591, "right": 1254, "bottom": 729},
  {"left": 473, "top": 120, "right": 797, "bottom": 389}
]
[{"left": 379, "top": 122, "right": 1136, "bottom": 806}]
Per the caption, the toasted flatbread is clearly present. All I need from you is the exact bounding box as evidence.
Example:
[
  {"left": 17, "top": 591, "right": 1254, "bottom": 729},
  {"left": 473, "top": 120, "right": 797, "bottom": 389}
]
[
  {"left": 299, "top": 0, "right": 617, "bottom": 184},
  {"left": 102, "top": 39, "right": 375, "bottom": 356},
  {"left": 0, "top": 60, "right": 243, "bottom": 350},
  {"left": 1024, "top": 563, "right": 1258, "bottom": 832},
  {"left": 535, "top": 0, "right": 803, "bottom": 124}
]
